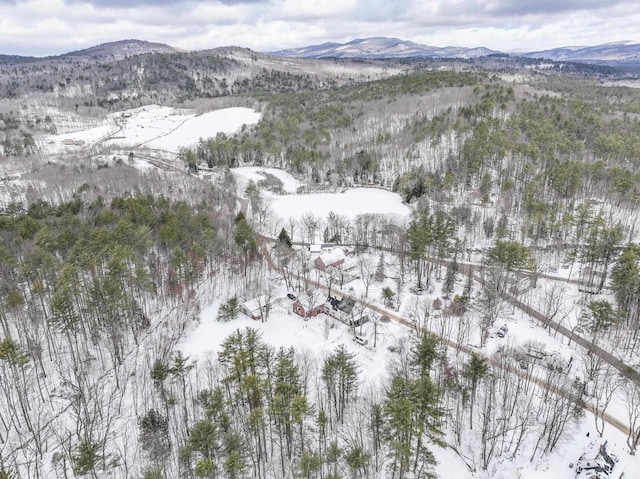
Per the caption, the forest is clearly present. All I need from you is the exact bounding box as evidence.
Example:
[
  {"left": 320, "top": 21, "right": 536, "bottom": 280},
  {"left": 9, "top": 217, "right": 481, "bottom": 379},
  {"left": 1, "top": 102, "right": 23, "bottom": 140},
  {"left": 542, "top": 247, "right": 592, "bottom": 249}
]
[{"left": 2, "top": 49, "right": 640, "bottom": 479}]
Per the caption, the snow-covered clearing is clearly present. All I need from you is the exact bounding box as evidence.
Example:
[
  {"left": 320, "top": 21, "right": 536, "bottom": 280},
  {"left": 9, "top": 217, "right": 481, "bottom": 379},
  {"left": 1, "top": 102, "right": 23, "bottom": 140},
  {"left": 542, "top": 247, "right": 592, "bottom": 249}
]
[
  {"left": 180, "top": 296, "right": 405, "bottom": 386},
  {"left": 137, "top": 107, "right": 261, "bottom": 152},
  {"left": 40, "top": 123, "right": 115, "bottom": 154},
  {"left": 39, "top": 104, "right": 261, "bottom": 154},
  {"left": 266, "top": 187, "right": 410, "bottom": 221}
]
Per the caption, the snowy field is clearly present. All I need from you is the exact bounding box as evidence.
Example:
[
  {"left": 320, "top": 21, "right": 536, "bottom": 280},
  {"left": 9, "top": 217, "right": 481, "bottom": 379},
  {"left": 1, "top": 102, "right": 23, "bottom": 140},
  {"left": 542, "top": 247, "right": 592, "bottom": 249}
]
[
  {"left": 39, "top": 123, "right": 116, "bottom": 154},
  {"left": 39, "top": 105, "right": 261, "bottom": 154},
  {"left": 180, "top": 297, "right": 406, "bottom": 385},
  {"left": 136, "top": 107, "right": 261, "bottom": 152},
  {"left": 266, "top": 187, "right": 411, "bottom": 221}
]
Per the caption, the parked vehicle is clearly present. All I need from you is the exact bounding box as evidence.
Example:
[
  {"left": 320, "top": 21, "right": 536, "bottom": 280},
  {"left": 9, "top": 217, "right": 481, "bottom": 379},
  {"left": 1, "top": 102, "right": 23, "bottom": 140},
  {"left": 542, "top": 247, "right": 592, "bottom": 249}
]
[
  {"left": 353, "top": 335, "right": 368, "bottom": 346},
  {"left": 496, "top": 324, "right": 508, "bottom": 338},
  {"left": 287, "top": 293, "right": 296, "bottom": 300}
]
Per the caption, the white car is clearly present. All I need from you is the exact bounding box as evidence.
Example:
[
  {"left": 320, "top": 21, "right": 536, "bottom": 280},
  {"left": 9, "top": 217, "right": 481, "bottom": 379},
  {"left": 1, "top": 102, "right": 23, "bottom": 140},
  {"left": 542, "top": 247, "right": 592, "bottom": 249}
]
[{"left": 353, "top": 335, "right": 368, "bottom": 346}]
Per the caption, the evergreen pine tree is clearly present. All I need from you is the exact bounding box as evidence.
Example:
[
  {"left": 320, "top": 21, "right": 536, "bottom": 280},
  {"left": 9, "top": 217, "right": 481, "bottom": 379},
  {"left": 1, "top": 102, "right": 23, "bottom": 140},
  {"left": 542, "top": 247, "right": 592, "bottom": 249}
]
[{"left": 277, "top": 227, "right": 293, "bottom": 248}]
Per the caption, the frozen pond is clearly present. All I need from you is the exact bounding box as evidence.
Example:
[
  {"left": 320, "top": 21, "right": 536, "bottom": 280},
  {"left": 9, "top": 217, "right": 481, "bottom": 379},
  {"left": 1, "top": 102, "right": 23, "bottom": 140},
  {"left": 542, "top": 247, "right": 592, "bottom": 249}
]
[{"left": 266, "top": 187, "right": 410, "bottom": 220}]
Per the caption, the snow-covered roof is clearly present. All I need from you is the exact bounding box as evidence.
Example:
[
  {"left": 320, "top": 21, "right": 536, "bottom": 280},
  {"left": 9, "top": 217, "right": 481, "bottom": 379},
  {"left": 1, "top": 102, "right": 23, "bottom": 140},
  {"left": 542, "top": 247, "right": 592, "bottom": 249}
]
[
  {"left": 293, "top": 297, "right": 325, "bottom": 310},
  {"left": 315, "top": 248, "right": 345, "bottom": 267},
  {"left": 242, "top": 295, "right": 268, "bottom": 314}
]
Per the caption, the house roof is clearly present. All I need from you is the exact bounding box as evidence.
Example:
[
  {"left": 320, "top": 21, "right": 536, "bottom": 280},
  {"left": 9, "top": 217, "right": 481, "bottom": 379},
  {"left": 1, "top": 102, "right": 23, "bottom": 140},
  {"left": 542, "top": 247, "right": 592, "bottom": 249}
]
[
  {"left": 242, "top": 296, "right": 268, "bottom": 314},
  {"left": 314, "top": 248, "right": 346, "bottom": 267},
  {"left": 327, "top": 295, "right": 355, "bottom": 314},
  {"left": 337, "top": 297, "right": 355, "bottom": 314},
  {"left": 294, "top": 297, "right": 325, "bottom": 310}
]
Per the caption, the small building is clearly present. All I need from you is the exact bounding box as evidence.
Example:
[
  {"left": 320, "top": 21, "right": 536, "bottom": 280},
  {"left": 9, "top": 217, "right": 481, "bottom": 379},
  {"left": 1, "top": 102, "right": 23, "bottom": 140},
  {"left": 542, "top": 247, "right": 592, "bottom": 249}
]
[
  {"left": 240, "top": 296, "right": 269, "bottom": 321},
  {"left": 292, "top": 299, "right": 325, "bottom": 318},
  {"left": 309, "top": 243, "right": 335, "bottom": 254},
  {"left": 309, "top": 244, "right": 323, "bottom": 254}
]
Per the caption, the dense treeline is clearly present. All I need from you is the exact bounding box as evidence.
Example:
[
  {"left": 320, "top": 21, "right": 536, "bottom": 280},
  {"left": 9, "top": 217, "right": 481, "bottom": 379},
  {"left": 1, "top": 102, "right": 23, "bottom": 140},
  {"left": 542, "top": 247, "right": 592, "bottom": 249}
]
[
  {"left": 0, "top": 193, "right": 227, "bottom": 478},
  {"left": 0, "top": 47, "right": 369, "bottom": 112}
]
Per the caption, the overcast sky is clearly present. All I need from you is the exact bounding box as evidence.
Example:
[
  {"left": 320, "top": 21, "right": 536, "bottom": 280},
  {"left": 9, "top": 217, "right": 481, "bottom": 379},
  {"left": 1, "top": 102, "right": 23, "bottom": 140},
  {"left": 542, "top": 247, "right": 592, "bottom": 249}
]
[{"left": 1, "top": 0, "right": 639, "bottom": 57}]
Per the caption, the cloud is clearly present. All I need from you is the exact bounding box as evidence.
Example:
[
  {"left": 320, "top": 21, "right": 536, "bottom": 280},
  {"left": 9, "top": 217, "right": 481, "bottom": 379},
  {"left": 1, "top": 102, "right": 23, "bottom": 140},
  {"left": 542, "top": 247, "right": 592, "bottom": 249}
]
[
  {"left": 64, "top": 0, "right": 266, "bottom": 7},
  {"left": 481, "top": 0, "right": 626, "bottom": 16},
  {"left": 0, "top": 0, "right": 639, "bottom": 56},
  {"left": 276, "top": 0, "right": 358, "bottom": 21}
]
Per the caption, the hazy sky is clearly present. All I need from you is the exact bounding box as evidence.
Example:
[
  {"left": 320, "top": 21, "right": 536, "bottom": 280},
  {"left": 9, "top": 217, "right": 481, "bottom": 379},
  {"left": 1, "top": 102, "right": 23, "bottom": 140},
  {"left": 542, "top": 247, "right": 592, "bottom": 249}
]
[{"left": 1, "top": 0, "right": 639, "bottom": 56}]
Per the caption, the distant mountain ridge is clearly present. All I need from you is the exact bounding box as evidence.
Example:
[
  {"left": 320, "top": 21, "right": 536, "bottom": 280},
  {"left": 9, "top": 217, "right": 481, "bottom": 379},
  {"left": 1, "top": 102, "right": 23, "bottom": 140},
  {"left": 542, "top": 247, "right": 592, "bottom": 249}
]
[
  {"left": 271, "top": 37, "right": 640, "bottom": 65},
  {"left": 61, "top": 39, "right": 180, "bottom": 60},
  {"left": 520, "top": 41, "right": 640, "bottom": 64},
  {"left": 271, "top": 37, "right": 498, "bottom": 59},
  {"left": 0, "top": 39, "right": 179, "bottom": 65},
  {"left": 3, "top": 37, "right": 640, "bottom": 67}
]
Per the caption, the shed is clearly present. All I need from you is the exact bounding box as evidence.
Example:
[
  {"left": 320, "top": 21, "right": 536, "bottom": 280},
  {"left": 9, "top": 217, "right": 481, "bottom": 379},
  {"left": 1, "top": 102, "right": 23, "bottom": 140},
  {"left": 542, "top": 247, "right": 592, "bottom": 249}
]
[{"left": 240, "top": 296, "right": 269, "bottom": 321}]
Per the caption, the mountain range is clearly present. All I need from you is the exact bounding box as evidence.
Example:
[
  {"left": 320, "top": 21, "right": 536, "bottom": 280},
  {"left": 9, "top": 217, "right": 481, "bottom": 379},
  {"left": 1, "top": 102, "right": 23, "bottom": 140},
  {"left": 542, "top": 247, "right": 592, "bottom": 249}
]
[
  {"left": 271, "top": 37, "right": 499, "bottom": 60},
  {"left": 2, "top": 37, "right": 640, "bottom": 67},
  {"left": 271, "top": 37, "right": 640, "bottom": 66}
]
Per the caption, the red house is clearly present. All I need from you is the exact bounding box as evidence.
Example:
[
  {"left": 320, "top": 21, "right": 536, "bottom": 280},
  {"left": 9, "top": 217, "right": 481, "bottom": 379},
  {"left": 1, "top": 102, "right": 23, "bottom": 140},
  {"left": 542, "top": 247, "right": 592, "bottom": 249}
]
[
  {"left": 292, "top": 299, "right": 325, "bottom": 318},
  {"left": 313, "top": 249, "right": 346, "bottom": 271}
]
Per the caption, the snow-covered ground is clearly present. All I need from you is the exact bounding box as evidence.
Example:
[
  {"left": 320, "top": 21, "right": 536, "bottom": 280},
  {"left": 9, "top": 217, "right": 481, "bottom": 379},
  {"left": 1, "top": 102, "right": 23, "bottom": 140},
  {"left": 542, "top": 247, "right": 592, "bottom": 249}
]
[
  {"left": 180, "top": 296, "right": 405, "bottom": 385},
  {"left": 184, "top": 163, "right": 640, "bottom": 477},
  {"left": 39, "top": 123, "right": 116, "bottom": 154},
  {"left": 179, "top": 274, "right": 640, "bottom": 479},
  {"left": 138, "top": 107, "right": 261, "bottom": 152},
  {"left": 266, "top": 187, "right": 410, "bottom": 221},
  {"left": 14, "top": 99, "right": 640, "bottom": 479},
  {"left": 232, "top": 166, "right": 302, "bottom": 194},
  {"left": 39, "top": 105, "right": 261, "bottom": 154}
]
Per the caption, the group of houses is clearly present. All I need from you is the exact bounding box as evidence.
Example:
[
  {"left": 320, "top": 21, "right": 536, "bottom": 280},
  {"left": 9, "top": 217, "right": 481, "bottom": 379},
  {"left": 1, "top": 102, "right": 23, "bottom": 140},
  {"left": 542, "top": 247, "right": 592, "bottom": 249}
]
[
  {"left": 62, "top": 138, "right": 84, "bottom": 146},
  {"left": 240, "top": 288, "right": 367, "bottom": 326},
  {"left": 240, "top": 242, "right": 366, "bottom": 326},
  {"left": 309, "top": 243, "right": 358, "bottom": 283}
]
